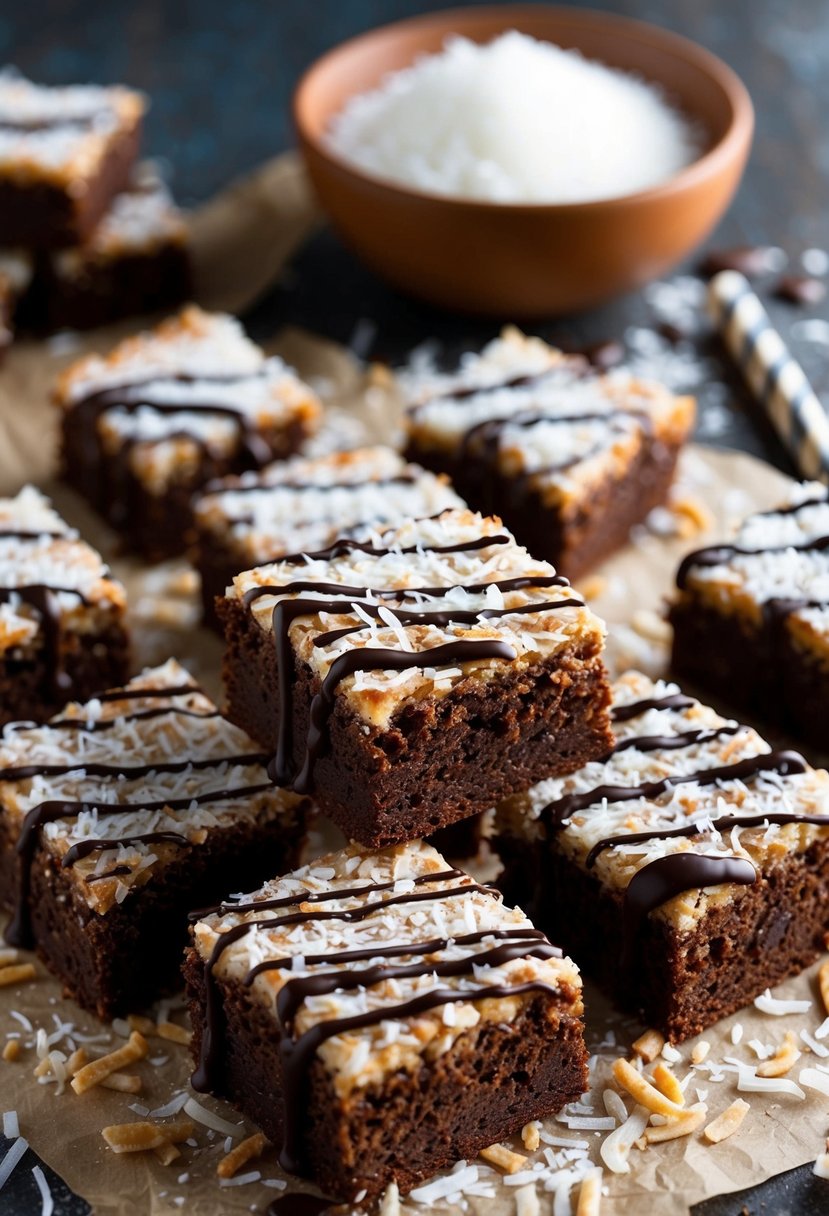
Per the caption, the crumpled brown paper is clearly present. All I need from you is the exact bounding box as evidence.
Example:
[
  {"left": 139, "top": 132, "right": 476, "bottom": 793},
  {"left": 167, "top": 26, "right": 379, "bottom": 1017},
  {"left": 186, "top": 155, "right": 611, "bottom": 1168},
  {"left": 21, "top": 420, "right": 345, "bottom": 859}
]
[{"left": 0, "top": 151, "right": 826, "bottom": 1216}]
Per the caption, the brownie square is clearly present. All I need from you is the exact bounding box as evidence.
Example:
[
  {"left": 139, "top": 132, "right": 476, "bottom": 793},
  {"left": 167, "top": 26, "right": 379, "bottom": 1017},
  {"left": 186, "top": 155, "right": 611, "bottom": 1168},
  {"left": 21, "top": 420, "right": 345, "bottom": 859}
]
[
  {"left": 493, "top": 670, "right": 829, "bottom": 1042},
  {"left": 192, "top": 445, "right": 465, "bottom": 628},
  {"left": 218, "top": 508, "right": 613, "bottom": 846},
  {"left": 55, "top": 305, "right": 322, "bottom": 560},
  {"left": 0, "top": 484, "right": 129, "bottom": 726},
  {"left": 0, "top": 658, "right": 310, "bottom": 1019},
  {"left": 670, "top": 482, "right": 829, "bottom": 751},
  {"left": 404, "top": 328, "right": 695, "bottom": 580},
  {"left": 0, "top": 250, "right": 31, "bottom": 358},
  {"left": 0, "top": 69, "right": 144, "bottom": 248},
  {"left": 22, "top": 163, "right": 191, "bottom": 332},
  {"left": 184, "top": 838, "right": 588, "bottom": 1201}
]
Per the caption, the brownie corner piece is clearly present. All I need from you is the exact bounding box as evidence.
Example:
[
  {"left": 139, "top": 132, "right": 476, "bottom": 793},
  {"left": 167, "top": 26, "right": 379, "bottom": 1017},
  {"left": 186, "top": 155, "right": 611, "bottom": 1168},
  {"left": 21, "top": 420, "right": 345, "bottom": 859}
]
[
  {"left": 403, "top": 327, "right": 695, "bottom": 579},
  {"left": 219, "top": 508, "right": 613, "bottom": 847},
  {"left": 493, "top": 669, "right": 829, "bottom": 1042},
  {"left": 0, "top": 658, "right": 310, "bottom": 1019},
  {"left": 54, "top": 305, "right": 322, "bottom": 559},
  {"left": 0, "top": 69, "right": 144, "bottom": 247},
  {"left": 0, "top": 483, "right": 128, "bottom": 725},
  {"left": 184, "top": 839, "right": 588, "bottom": 1201},
  {"left": 669, "top": 482, "right": 829, "bottom": 751}
]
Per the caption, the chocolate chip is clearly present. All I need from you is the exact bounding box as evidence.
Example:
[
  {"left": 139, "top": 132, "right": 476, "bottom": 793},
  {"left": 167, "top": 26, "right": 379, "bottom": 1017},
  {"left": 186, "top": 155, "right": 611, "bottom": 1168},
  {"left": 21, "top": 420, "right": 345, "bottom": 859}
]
[
  {"left": 774, "top": 275, "right": 827, "bottom": 305},
  {"left": 698, "top": 245, "right": 781, "bottom": 279}
]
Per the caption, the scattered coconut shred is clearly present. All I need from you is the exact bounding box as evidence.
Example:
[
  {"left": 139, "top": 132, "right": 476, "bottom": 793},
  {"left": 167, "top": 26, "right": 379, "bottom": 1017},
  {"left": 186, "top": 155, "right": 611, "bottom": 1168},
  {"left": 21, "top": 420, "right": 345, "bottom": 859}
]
[{"left": 327, "top": 32, "right": 702, "bottom": 203}]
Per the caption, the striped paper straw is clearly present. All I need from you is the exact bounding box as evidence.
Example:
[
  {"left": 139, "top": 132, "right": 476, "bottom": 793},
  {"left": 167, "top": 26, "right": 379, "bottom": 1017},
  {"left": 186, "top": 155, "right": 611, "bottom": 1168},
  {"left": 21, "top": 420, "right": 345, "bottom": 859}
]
[{"left": 708, "top": 269, "right": 829, "bottom": 483}]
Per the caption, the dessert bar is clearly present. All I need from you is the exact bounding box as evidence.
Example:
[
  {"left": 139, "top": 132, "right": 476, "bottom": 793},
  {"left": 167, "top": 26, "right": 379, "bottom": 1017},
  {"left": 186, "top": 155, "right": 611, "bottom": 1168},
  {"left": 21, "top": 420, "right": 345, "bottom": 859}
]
[
  {"left": 24, "top": 164, "right": 190, "bottom": 332},
  {"left": 670, "top": 482, "right": 829, "bottom": 751},
  {"left": 494, "top": 671, "right": 829, "bottom": 1041},
  {"left": 0, "top": 659, "right": 309, "bottom": 1019},
  {"left": 0, "top": 69, "right": 144, "bottom": 247},
  {"left": 219, "top": 508, "right": 612, "bottom": 846},
  {"left": 0, "top": 485, "right": 129, "bottom": 725},
  {"left": 192, "top": 445, "right": 465, "bottom": 627},
  {"left": 55, "top": 306, "right": 322, "bottom": 560},
  {"left": 184, "top": 839, "right": 587, "bottom": 1201},
  {"left": 404, "top": 328, "right": 695, "bottom": 579}
]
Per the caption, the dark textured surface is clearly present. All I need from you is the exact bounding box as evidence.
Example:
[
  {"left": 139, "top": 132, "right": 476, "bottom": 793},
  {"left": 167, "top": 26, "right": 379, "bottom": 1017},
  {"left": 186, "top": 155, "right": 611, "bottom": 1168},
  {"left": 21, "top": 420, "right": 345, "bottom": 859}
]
[{"left": 3, "top": 1, "right": 829, "bottom": 1213}]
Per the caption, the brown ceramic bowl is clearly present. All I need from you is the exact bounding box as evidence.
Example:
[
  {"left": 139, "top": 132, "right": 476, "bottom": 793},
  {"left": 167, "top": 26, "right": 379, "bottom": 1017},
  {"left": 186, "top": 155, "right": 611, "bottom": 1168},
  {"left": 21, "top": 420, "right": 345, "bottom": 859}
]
[{"left": 293, "top": 5, "right": 753, "bottom": 318}]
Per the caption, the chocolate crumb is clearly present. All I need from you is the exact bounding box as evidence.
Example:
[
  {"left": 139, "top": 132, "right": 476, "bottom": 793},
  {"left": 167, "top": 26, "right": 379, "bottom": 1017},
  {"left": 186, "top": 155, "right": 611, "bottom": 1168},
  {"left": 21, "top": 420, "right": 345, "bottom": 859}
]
[
  {"left": 698, "top": 246, "right": 781, "bottom": 279},
  {"left": 774, "top": 275, "right": 827, "bottom": 306}
]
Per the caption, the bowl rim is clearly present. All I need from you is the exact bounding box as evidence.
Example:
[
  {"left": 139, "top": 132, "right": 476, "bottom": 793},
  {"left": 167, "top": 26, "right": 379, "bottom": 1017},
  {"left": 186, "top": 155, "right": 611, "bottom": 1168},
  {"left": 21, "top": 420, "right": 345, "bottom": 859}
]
[{"left": 293, "top": 2, "right": 754, "bottom": 214}]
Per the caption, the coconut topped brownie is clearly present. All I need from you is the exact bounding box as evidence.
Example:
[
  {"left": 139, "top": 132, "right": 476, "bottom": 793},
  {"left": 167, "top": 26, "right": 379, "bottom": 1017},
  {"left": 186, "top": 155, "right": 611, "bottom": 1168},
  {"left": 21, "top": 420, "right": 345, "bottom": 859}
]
[
  {"left": 0, "top": 69, "right": 144, "bottom": 246},
  {"left": 56, "top": 305, "right": 322, "bottom": 559},
  {"left": 0, "top": 484, "right": 128, "bottom": 725},
  {"left": 404, "top": 328, "right": 695, "bottom": 578},
  {"left": 185, "top": 839, "right": 587, "bottom": 1199},
  {"left": 192, "top": 445, "right": 466, "bottom": 625},
  {"left": 494, "top": 670, "right": 829, "bottom": 1040},
  {"left": 220, "top": 508, "right": 612, "bottom": 845},
  {"left": 671, "top": 482, "right": 829, "bottom": 750},
  {"left": 0, "top": 657, "right": 309, "bottom": 1017}
]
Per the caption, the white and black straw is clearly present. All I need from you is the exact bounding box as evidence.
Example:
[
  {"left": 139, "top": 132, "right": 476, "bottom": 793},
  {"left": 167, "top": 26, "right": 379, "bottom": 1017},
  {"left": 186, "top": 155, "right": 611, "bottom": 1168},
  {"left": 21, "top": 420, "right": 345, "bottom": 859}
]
[{"left": 708, "top": 269, "right": 829, "bottom": 483}]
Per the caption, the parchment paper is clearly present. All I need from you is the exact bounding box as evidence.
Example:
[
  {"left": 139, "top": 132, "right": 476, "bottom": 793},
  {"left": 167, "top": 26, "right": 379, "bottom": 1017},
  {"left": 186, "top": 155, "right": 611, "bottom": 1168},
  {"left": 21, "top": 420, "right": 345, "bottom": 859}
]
[{"left": 0, "top": 151, "right": 825, "bottom": 1216}]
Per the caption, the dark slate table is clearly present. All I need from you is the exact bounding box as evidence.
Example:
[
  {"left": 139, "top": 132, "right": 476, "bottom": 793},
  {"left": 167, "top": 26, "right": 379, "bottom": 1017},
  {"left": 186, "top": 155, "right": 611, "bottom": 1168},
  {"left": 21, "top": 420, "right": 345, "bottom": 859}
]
[{"left": 3, "top": 1, "right": 829, "bottom": 1213}]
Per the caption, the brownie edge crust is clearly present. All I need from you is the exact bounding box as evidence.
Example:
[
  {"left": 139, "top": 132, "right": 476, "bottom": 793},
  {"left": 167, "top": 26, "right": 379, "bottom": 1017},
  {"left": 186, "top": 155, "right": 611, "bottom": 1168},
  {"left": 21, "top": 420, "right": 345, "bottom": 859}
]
[
  {"left": 219, "top": 593, "right": 612, "bottom": 847},
  {"left": 184, "top": 951, "right": 587, "bottom": 1201}
]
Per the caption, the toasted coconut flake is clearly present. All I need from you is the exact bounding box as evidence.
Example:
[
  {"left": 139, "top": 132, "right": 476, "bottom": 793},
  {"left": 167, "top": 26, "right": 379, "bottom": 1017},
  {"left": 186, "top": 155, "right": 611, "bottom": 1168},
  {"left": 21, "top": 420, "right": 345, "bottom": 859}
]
[
  {"left": 576, "top": 1167, "right": 603, "bottom": 1216},
  {"left": 153, "top": 1142, "right": 181, "bottom": 1166},
  {"left": 651, "top": 1063, "right": 685, "bottom": 1107},
  {"left": 521, "top": 1123, "right": 540, "bottom": 1152},
  {"left": 0, "top": 963, "right": 36, "bottom": 988},
  {"left": 127, "top": 1015, "right": 156, "bottom": 1037},
  {"left": 704, "top": 1099, "right": 750, "bottom": 1144},
  {"left": 757, "top": 1032, "right": 800, "bottom": 1077},
  {"left": 641, "top": 1103, "right": 707, "bottom": 1145},
  {"left": 101, "top": 1119, "right": 194, "bottom": 1154},
  {"left": 100, "top": 1073, "right": 142, "bottom": 1094},
  {"left": 820, "top": 962, "right": 829, "bottom": 1017},
  {"left": 632, "top": 1029, "right": 664, "bottom": 1064},
  {"left": 66, "top": 1049, "right": 87, "bottom": 1076},
  {"left": 71, "top": 1031, "right": 148, "bottom": 1094},
  {"left": 0, "top": 949, "right": 19, "bottom": 968},
  {"left": 2, "top": 1040, "right": 21, "bottom": 1063},
  {"left": 157, "top": 1021, "right": 191, "bottom": 1046},
  {"left": 480, "top": 1143, "right": 528, "bottom": 1175},
  {"left": 217, "top": 1132, "right": 267, "bottom": 1179},
  {"left": 612, "top": 1058, "right": 684, "bottom": 1117},
  {"left": 600, "top": 1105, "right": 649, "bottom": 1174}
]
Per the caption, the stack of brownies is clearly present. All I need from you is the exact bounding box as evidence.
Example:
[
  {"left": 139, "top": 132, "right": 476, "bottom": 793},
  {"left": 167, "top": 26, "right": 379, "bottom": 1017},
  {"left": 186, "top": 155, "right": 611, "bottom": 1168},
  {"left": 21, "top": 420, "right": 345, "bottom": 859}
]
[
  {"left": 5, "top": 278, "right": 829, "bottom": 1209},
  {"left": 0, "top": 68, "right": 190, "bottom": 355}
]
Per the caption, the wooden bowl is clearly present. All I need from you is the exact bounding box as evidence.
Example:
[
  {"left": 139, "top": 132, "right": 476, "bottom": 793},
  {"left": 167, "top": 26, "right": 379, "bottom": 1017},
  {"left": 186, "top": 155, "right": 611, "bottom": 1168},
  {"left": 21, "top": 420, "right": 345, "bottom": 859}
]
[{"left": 293, "top": 5, "right": 753, "bottom": 318}]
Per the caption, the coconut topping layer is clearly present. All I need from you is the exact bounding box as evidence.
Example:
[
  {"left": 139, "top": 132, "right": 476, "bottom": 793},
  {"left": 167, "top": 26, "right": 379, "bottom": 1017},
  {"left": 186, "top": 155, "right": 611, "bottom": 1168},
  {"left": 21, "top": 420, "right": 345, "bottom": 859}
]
[
  {"left": 192, "top": 840, "right": 580, "bottom": 1107},
  {"left": 0, "top": 659, "right": 305, "bottom": 927},
  {"left": 194, "top": 445, "right": 465, "bottom": 563},
  {"left": 405, "top": 328, "right": 693, "bottom": 501},
  {"left": 0, "top": 485, "right": 125, "bottom": 654},
  {"left": 54, "top": 306, "right": 321, "bottom": 476},
  {"left": 0, "top": 69, "right": 144, "bottom": 182},
  {"left": 53, "top": 164, "right": 187, "bottom": 273},
  {"left": 496, "top": 671, "right": 829, "bottom": 933},
  {"left": 232, "top": 508, "right": 603, "bottom": 734},
  {"left": 676, "top": 484, "right": 829, "bottom": 646}
]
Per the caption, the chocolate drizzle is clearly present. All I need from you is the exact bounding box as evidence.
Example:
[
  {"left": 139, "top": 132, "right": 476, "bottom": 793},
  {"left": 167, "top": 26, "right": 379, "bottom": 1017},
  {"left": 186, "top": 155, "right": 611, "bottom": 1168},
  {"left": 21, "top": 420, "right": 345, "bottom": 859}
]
[
  {"left": 610, "top": 693, "right": 695, "bottom": 722},
  {"left": 621, "top": 853, "right": 757, "bottom": 967},
  {"left": 0, "top": 583, "right": 91, "bottom": 699},
  {"left": 190, "top": 867, "right": 563, "bottom": 1176},
  {"left": 542, "top": 749, "right": 807, "bottom": 827}
]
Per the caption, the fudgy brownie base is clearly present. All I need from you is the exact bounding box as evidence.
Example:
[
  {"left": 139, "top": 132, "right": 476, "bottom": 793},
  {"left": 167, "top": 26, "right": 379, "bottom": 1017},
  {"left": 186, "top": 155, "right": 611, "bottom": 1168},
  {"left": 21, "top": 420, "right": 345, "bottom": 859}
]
[
  {"left": 406, "top": 438, "right": 683, "bottom": 582},
  {"left": 21, "top": 243, "right": 191, "bottom": 334},
  {"left": 496, "top": 834, "right": 829, "bottom": 1042},
  {"left": 0, "top": 619, "right": 130, "bottom": 728},
  {"left": 10, "top": 812, "right": 306, "bottom": 1020},
  {"left": 219, "top": 596, "right": 613, "bottom": 847},
  {"left": 183, "top": 949, "right": 588, "bottom": 1201},
  {"left": 0, "top": 121, "right": 141, "bottom": 248},
  {"left": 670, "top": 598, "right": 829, "bottom": 753},
  {"left": 61, "top": 415, "right": 310, "bottom": 562}
]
